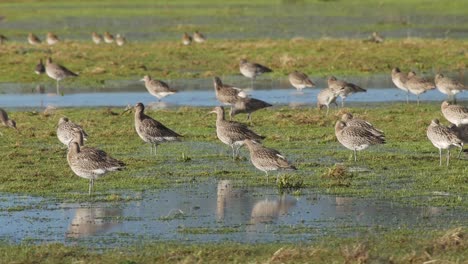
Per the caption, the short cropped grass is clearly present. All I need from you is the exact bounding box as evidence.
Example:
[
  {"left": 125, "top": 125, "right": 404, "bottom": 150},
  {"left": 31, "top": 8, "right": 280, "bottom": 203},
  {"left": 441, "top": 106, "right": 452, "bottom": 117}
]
[{"left": 0, "top": 102, "right": 467, "bottom": 207}]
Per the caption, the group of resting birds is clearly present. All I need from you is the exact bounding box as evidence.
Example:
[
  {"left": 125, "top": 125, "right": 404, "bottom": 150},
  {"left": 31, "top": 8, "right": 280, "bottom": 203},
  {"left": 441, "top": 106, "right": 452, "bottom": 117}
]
[{"left": 26, "top": 32, "right": 126, "bottom": 46}]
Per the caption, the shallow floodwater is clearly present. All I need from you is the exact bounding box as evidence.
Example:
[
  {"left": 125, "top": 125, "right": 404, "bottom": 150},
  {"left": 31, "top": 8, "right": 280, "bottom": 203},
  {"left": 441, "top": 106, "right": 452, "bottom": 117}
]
[
  {"left": 0, "top": 181, "right": 465, "bottom": 247},
  {"left": 0, "top": 75, "right": 466, "bottom": 108}
]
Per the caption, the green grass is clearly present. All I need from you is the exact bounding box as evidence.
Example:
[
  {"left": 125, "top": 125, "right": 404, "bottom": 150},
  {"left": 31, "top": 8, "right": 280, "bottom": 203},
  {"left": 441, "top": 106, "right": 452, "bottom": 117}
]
[
  {"left": 0, "top": 103, "right": 467, "bottom": 207},
  {"left": 0, "top": 227, "right": 465, "bottom": 263},
  {"left": 0, "top": 38, "right": 466, "bottom": 86}
]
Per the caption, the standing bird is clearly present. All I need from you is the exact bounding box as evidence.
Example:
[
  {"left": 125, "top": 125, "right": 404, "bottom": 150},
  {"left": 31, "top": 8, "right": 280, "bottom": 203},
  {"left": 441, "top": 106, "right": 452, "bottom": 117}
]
[
  {"left": 239, "top": 59, "right": 272, "bottom": 88},
  {"left": 210, "top": 106, "right": 264, "bottom": 159},
  {"left": 328, "top": 76, "right": 366, "bottom": 107},
  {"left": 230, "top": 97, "right": 272, "bottom": 122},
  {"left": 46, "top": 32, "right": 59, "bottom": 45},
  {"left": 427, "top": 119, "right": 463, "bottom": 166},
  {"left": 405, "top": 71, "right": 435, "bottom": 105},
  {"left": 57, "top": 117, "right": 88, "bottom": 146},
  {"left": 131, "top": 102, "right": 182, "bottom": 155},
  {"left": 115, "top": 34, "right": 126, "bottom": 46},
  {"left": 335, "top": 121, "right": 385, "bottom": 162},
  {"left": 434, "top": 74, "right": 466, "bottom": 103},
  {"left": 213, "top": 76, "right": 248, "bottom": 110},
  {"left": 182, "top": 32, "right": 192, "bottom": 45},
  {"left": 103, "top": 32, "right": 114, "bottom": 43},
  {"left": 288, "top": 71, "right": 315, "bottom": 91},
  {"left": 141, "top": 75, "right": 177, "bottom": 102},
  {"left": 45, "top": 57, "right": 79, "bottom": 95},
  {"left": 35, "top": 59, "right": 45, "bottom": 75},
  {"left": 0, "top": 34, "right": 7, "bottom": 45},
  {"left": 91, "top": 32, "right": 103, "bottom": 44},
  {"left": 368, "top": 32, "right": 384, "bottom": 43},
  {"left": 28, "top": 33, "right": 41, "bottom": 45},
  {"left": 441, "top": 101, "right": 468, "bottom": 127},
  {"left": 341, "top": 113, "right": 384, "bottom": 137},
  {"left": 193, "top": 30, "right": 206, "bottom": 43},
  {"left": 243, "top": 139, "right": 296, "bottom": 182},
  {"left": 67, "top": 130, "right": 125, "bottom": 195},
  {"left": 317, "top": 88, "right": 342, "bottom": 115},
  {"left": 391, "top": 67, "right": 409, "bottom": 103},
  {"left": 0, "top": 108, "right": 18, "bottom": 131}
]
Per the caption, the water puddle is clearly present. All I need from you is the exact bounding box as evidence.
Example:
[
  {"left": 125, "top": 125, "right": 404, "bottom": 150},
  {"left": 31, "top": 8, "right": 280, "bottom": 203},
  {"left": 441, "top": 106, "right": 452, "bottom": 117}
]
[
  {"left": 0, "top": 180, "right": 465, "bottom": 247},
  {"left": 0, "top": 75, "right": 466, "bottom": 108}
]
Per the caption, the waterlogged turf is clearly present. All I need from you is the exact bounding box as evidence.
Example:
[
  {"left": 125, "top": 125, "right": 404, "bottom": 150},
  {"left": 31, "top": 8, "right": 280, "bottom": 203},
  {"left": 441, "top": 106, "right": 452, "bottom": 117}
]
[{"left": 0, "top": 103, "right": 466, "bottom": 208}]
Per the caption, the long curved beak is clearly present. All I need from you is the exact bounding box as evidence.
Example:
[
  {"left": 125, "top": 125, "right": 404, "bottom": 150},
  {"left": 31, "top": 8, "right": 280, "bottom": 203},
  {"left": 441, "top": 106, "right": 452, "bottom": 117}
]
[{"left": 121, "top": 105, "right": 133, "bottom": 115}]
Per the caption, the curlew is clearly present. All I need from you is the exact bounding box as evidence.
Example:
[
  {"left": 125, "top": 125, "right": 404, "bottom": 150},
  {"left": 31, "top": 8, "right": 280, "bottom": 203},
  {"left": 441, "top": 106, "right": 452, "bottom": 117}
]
[
  {"left": 28, "top": 33, "right": 41, "bottom": 45},
  {"left": 92, "top": 32, "right": 103, "bottom": 44},
  {"left": 288, "top": 71, "right": 315, "bottom": 91},
  {"left": 243, "top": 139, "right": 296, "bottom": 182},
  {"left": 141, "top": 75, "right": 177, "bottom": 102},
  {"left": 341, "top": 113, "right": 384, "bottom": 137},
  {"left": 335, "top": 121, "right": 385, "bottom": 162},
  {"left": 210, "top": 106, "right": 264, "bottom": 159},
  {"left": 115, "top": 34, "right": 126, "bottom": 46},
  {"left": 45, "top": 57, "right": 78, "bottom": 94},
  {"left": 46, "top": 32, "right": 59, "bottom": 45},
  {"left": 0, "top": 108, "right": 18, "bottom": 132},
  {"left": 182, "top": 32, "right": 192, "bottom": 45},
  {"left": 434, "top": 74, "right": 466, "bottom": 103},
  {"left": 317, "top": 87, "right": 344, "bottom": 115},
  {"left": 213, "top": 76, "right": 248, "bottom": 110},
  {"left": 130, "top": 102, "right": 182, "bottom": 155},
  {"left": 57, "top": 117, "right": 88, "bottom": 146},
  {"left": 67, "top": 130, "right": 125, "bottom": 194},
  {"left": 193, "top": 30, "right": 206, "bottom": 43},
  {"left": 103, "top": 32, "right": 114, "bottom": 43},
  {"left": 427, "top": 119, "right": 463, "bottom": 166},
  {"left": 441, "top": 101, "right": 468, "bottom": 127},
  {"left": 328, "top": 76, "right": 366, "bottom": 107},
  {"left": 239, "top": 59, "right": 272, "bottom": 88},
  {"left": 405, "top": 71, "right": 435, "bottom": 105},
  {"left": 230, "top": 97, "right": 272, "bottom": 122},
  {"left": 391, "top": 67, "right": 409, "bottom": 103}
]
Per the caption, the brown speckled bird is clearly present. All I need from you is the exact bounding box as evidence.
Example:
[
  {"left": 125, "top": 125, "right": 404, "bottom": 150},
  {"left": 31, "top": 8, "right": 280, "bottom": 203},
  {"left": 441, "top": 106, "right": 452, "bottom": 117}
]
[
  {"left": 405, "top": 71, "right": 435, "bottom": 105},
  {"left": 427, "top": 119, "right": 463, "bottom": 166},
  {"left": 328, "top": 76, "right": 366, "bottom": 107},
  {"left": 441, "top": 101, "right": 468, "bottom": 127}
]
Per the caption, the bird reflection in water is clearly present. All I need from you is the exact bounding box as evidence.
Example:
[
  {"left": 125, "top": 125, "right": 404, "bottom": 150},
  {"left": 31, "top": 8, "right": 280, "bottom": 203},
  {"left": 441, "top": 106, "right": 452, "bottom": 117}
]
[
  {"left": 250, "top": 195, "right": 297, "bottom": 224},
  {"left": 66, "top": 206, "right": 122, "bottom": 238}
]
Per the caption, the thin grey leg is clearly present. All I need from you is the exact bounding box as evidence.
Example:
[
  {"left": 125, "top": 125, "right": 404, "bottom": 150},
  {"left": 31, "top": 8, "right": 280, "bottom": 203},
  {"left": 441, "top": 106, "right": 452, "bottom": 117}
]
[
  {"left": 406, "top": 92, "right": 409, "bottom": 104},
  {"left": 439, "top": 148, "right": 442, "bottom": 166},
  {"left": 457, "top": 145, "right": 463, "bottom": 159},
  {"left": 447, "top": 149, "right": 450, "bottom": 166},
  {"left": 354, "top": 149, "right": 357, "bottom": 162}
]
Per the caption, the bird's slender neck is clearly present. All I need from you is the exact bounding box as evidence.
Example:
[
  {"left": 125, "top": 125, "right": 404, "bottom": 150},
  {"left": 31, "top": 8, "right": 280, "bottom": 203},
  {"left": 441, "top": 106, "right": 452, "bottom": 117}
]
[
  {"left": 71, "top": 131, "right": 84, "bottom": 146},
  {"left": 216, "top": 110, "right": 225, "bottom": 122}
]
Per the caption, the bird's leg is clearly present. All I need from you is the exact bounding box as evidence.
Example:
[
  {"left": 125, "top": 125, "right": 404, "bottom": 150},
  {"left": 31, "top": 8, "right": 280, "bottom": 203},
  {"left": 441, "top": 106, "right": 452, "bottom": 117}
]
[
  {"left": 56, "top": 80, "right": 60, "bottom": 95},
  {"left": 417, "top": 95, "right": 420, "bottom": 106},
  {"left": 439, "top": 148, "right": 442, "bottom": 166},
  {"left": 149, "top": 144, "right": 153, "bottom": 155},
  {"left": 154, "top": 144, "right": 158, "bottom": 156},
  {"left": 406, "top": 92, "right": 409, "bottom": 104},
  {"left": 326, "top": 106, "right": 330, "bottom": 116},
  {"left": 354, "top": 149, "right": 357, "bottom": 162},
  {"left": 341, "top": 98, "right": 345, "bottom": 108},
  {"left": 231, "top": 145, "right": 236, "bottom": 160},
  {"left": 457, "top": 145, "right": 463, "bottom": 159},
  {"left": 447, "top": 149, "right": 450, "bottom": 166},
  {"left": 265, "top": 171, "right": 269, "bottom": 184}
]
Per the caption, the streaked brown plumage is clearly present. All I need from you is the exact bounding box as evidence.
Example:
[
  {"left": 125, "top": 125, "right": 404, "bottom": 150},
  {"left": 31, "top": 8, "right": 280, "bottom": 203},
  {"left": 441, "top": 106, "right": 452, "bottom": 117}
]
[
  {"left": 213, "top": 76, "right": 248, "bottom": 107},
  {"left": 92, "top": 32, "right": 103, "bottom": 44},
  {"left": 182, "top": 32, "right": 192, "bottom": 45},
  {"left": 405, "top": 71, "right": 435, "bottom": 105},
  {"left": 132, "top": 102, "right": 182, "bottom": 155},
  {"left": 288, "top": 71, "right": 315, "bottom": 91},
  {"left": 328, "top": 76, "right": 366, "bottom": 107},
  {"left": 441, "top": 101, "right": 468, "bottom": 127},
  {"left": 28, "top": 33, "right": 41, "bottom": 45},
  {"left": 341, "top": 113, "right": 384, "bottom": 137},
  {"left": 193, "top": 30, "right": 206, "bottom": 43},
  {"left": 317, "top": 88, "right": 341, "bottom": 115},
  {"left": 141, "top": 75, "right": 177, "bottom": 101},
  {"left": 243, "top": 139, "right": 296, "bottom": 182},
  {"left": 435, "top": 73, "right": 466, "bottom": 101},
  {"left": 57, "top": 117, "right": 88, "bottom": 146},
  {"left": 427, "top": 119, "right": 463, "bottom": 166},
  {"left": 391, "top": 67, "right": 409, "bottom": 103},
  {"left": 46, "top": 32, "right": 59, "bottom": 45},
  {"left": 103, "top": 32, "right": 114, "bottom": 43},
  {"left": 67, "top": 130, "right": 125, "bottom": 194},
  {"left": 210, "top": 106, "right": 264, "bottom": 159},
  {"left": 230, "top": 97, "right": 272, "bottom": 121},
  {"left": 45, "top": 57, "right": 78, "bottom": 94},
  {"left": 116, "top": 34, "right": 126, "bottom": 46},
  {"left": 0, "top": 107, "right": 17, "bottom": 131},
  {"left": 239, "top": 59, "right": 272, "bottom": 80},
  {"left": 335, "top": 121, "right": 385, "bottom": 162}
]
